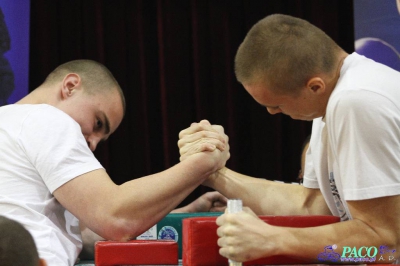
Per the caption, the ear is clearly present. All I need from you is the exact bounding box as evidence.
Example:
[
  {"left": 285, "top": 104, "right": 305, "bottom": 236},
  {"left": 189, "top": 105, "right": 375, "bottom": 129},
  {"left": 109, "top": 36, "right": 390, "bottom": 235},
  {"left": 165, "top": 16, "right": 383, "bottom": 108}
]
[
  {"left": 306, "top": 77, "right": 325, "bottom": 94},
  {"left": 60, "top": 73, "right": 82, "bottom": 100}
]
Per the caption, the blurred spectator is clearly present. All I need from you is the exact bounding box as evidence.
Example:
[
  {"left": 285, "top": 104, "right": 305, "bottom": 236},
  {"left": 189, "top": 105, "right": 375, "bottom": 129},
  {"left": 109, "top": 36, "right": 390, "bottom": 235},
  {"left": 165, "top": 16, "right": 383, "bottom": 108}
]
[{"left": 0, "top": 216, "right": 47, "bottom": 266}]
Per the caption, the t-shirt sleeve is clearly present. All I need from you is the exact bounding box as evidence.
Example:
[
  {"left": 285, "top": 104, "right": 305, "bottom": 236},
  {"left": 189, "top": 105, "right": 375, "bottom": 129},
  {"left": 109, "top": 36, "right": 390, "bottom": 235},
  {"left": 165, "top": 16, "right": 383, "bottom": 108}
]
[
  {"left": 302, "top": 140, "right": 319, "bottom": 189},
  {"left": 328, "top": 90, "right": 400, "bottom": 200},
  {"left": 17, "top": 105, "right": 103, "bottom": 193}
]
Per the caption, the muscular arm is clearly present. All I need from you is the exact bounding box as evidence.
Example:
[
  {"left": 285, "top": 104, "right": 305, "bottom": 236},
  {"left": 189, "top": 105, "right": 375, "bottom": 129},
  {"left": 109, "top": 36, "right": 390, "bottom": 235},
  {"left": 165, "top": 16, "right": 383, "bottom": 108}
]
[
  {"left": 178, "top": 121, "right": 330, "bottom": 216},
  {"left": 205, "top": 167, "right": 331, "bottom": 216},
  {"left": 54, "top": 151, "right": 227, "bottom": 241},
  {"left": 217, "top": 195, "right": 400, "bottom": 263},
  {"left": 280, "top": 195, "right": 400, "bottom": 261},
  {"left": 79, "top": 190, "right": 227, "bottom": 259}
]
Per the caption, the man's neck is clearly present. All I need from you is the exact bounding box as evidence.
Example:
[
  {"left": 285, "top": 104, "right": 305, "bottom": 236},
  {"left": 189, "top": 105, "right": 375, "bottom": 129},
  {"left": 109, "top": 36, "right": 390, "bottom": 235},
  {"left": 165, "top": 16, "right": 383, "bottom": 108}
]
[
  {"left": 16, "top": 86, "right": 55, "bottom": 105},
  {"left": 320, "top": 51, "right": 349, "bottom": 119}
]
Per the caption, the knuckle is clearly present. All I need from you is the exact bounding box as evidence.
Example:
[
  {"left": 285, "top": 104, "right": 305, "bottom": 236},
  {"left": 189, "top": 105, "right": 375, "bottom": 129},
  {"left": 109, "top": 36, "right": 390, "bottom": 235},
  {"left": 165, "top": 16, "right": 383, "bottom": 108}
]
[
  {"left": 228, "top": 246, "right": 237, "bottom": 258},
  {"left": 219, "top": 247, "right": 226, "bottom": 257},
  {"left": 213, "top": 125, "right": 224, "bottom": 132},
  {"left": 177, "top": 139, "right": 183, "bottom": 148},
  {"left": 196, "top": 124, "right": 205, "bottom": 131},
  {"left": 225, "top": 214, "right": 235, "bottom": 223},
  {"left": 180, "top": 145, "right": 187, "bottom": 152},
  {"left": 178, "top": 129, "right": 188, "bottom": 139},
  {"left": 199, "top": 131, "right": 208, "bottom": 138}
]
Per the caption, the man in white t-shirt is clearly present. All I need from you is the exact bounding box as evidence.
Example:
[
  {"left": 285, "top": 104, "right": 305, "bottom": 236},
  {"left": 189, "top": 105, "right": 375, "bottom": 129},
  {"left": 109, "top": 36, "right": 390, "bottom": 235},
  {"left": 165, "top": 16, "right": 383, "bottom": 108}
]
[
  {"left": 179, "top": 14, "right": 400, "bottom": 263},
  {"left": 0, "top": 60, "right": 230, "bottom": 266}
]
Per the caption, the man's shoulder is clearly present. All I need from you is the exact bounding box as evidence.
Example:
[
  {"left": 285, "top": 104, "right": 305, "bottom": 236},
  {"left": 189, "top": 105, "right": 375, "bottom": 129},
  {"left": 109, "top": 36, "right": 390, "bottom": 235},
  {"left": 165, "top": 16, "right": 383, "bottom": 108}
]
[
  {"left": 1, "top": 104, "right": 80, "bottom": 138},
  {"left": 330, "top": 88, "right": 397, "bottom": 110},
  {"left": 1, "top": 103, "right": 66, "bottom": 117},
  {"left": 4, "top": 104, "right": 76, "bottom": 125}
]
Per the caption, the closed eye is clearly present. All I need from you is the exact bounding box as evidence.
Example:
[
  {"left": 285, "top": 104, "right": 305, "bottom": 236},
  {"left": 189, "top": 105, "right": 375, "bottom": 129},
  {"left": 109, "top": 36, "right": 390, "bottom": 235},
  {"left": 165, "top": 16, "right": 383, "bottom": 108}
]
[
  {"left": 97, "top": 111, "right": 111, "bottom": 136},
  {"left": 96, "top": 119, "right": 103, "bottom": 129}
]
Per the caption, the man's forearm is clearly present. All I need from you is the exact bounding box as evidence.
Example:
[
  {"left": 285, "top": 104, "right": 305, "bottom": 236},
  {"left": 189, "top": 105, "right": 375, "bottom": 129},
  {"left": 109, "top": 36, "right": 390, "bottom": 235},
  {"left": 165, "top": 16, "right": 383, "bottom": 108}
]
[
  {"left": 276, "top": 219, "right": 398, "bottom": 264},
  {"left": 107, "top": 154, "right": 220, "bottom": 239},
  {"left": 207, "top": 167, "right": 331, "bottom": 216},
  {"left": 56, "top": 152, "right": 223, "bottom": 242}
]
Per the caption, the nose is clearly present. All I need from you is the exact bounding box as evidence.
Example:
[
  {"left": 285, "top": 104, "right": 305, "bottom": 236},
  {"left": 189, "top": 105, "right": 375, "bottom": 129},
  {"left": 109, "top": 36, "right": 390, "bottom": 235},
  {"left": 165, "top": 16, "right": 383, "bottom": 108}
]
[
  {"left": 266, "top": 107, "right": 282, "bottom": 115},
  {"left": 86, "top": 136, "right": 101, "bottom": 151}
]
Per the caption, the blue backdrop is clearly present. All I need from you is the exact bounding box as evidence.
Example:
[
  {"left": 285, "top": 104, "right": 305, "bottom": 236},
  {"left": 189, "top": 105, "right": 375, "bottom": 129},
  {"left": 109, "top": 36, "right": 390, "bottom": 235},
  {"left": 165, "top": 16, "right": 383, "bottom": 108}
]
[
  {"left": 0, "top": 0, "right": 30, "bottom": 106},
  {"left": 354, "top": 0, "right": 400, "bottom": 71}
]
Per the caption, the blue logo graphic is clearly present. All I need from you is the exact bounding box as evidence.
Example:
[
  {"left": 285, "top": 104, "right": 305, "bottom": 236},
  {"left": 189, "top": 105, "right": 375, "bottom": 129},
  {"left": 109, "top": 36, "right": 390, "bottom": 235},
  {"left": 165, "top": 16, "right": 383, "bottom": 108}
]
[
  {"left": 380, "top": 245, "right": 396, "bottom": 255},
  {"left": 317, "top": 245, "right": 341, "bottom": 262},
  {"left": 158, "top": 226, "right": 178, "bottom": 242}
]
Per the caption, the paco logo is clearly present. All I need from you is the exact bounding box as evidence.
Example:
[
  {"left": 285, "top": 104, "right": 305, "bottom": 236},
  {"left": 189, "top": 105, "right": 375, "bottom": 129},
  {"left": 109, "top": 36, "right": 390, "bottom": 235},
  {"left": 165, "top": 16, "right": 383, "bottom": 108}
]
[
  {"left": 317, "top": 244, "right": 397, "bottom": 263},
  {"left": 342, "top": 246, "right": 378, "bottom": 258}
]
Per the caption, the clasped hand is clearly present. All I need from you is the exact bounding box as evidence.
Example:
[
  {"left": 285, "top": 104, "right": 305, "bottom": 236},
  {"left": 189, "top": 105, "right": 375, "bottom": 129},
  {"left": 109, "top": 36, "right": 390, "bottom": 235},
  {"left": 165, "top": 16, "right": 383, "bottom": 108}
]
[{"left": 178, "top": 120, "right": 230, "bottom": 173}]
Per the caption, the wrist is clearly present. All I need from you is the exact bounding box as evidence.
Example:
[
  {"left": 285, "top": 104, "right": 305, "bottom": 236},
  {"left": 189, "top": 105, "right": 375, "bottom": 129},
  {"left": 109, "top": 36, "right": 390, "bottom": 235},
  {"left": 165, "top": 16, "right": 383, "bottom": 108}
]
[
  {"left": 183, "top": 152, "right": 219, "bottom": 178},
  {"left": 203, "top": 167, "right": 227, "bottom": 189},
  {"left": 270, "top": 226, "right": 298, "bottom": 257}
]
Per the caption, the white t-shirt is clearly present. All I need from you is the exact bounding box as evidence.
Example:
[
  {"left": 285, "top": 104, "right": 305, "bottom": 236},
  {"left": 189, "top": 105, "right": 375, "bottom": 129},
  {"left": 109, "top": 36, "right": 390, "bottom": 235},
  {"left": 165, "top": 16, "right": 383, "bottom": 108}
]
[
  {"left": 0, "top": 104, "right": 103, "bottom": 266},
  {"left": 303, "top": 53, "right": 400, "bottom": 220}
]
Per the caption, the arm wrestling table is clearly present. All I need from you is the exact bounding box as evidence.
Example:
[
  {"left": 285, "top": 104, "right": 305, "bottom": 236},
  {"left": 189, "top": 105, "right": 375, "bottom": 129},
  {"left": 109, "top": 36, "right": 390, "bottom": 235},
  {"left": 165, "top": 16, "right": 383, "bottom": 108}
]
[
  {"left": 75, "top": 261, "right": 396, "bottom": 266},
  {"left": 74, "top": 214, "right": 398, "bottom": 266}
]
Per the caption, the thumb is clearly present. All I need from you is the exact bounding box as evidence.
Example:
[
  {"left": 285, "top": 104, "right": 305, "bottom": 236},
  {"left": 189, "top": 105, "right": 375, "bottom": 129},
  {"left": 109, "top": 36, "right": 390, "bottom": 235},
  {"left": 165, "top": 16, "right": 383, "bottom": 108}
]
[{"left": 199, "top": 119, "right": 211, "bottom": 126}]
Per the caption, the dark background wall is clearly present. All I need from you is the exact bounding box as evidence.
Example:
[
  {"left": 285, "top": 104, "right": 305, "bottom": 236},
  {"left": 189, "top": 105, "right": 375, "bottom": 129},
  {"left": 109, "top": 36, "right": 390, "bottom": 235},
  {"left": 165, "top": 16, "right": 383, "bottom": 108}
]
[{"left": 29, "top": 0, "right": 354, "bottom": 207}]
